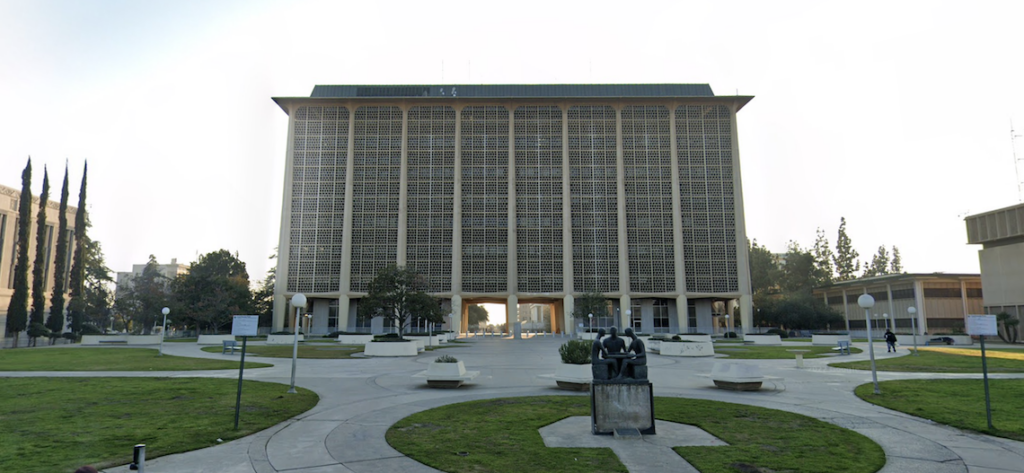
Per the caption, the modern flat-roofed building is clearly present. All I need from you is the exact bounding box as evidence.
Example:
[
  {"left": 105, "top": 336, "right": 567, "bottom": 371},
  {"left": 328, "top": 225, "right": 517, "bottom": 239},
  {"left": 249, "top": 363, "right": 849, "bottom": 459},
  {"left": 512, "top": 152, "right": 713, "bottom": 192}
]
[
  {"left": 0, "top": 183, "right": 78, "bottom": 342},
  {"left": 966, "top": 203, "right": 1024, "bottom": 317},
  {"left": 271, "top": 84, "right": 754, "bottom": 335}
]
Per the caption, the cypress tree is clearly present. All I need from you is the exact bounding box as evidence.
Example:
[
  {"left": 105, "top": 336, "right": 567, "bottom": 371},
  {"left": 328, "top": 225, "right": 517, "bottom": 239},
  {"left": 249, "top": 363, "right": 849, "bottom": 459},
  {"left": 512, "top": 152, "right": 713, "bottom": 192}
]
[
  {"left": 6, "top": 159, "right": 33, "bottom": 347},
  {"left": 47, "top": 165, "right": 71, "bottom": 336},
  {"left": 832, "top": 217, "right": 860, "bottom": 282},
  {"left": 28, "top": 167, "right": 50, "bottom": 345},
  {"left": 67, "top": 162, "right": 87, "bottom": 335}
]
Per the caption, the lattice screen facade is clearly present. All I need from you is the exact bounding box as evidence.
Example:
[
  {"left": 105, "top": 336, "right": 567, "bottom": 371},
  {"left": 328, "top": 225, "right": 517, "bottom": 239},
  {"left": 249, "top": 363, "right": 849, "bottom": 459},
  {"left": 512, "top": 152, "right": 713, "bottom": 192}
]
[
  {"left": 569, "top": 106, "right": 619, "bottom": 293},
  {"left": 286, "top": 106, "right": 348, "bottom": 293},
  {"left": 622, "top": 105, "right": 675, "bottom": 293},
  {"left": 461, "top": 106, "right": 510, "bottom": 293},
  {"left": 349, "top": 106, "right": 402, "bottom": 292},
  {"left": 406, "top": 106, "right": 455, "bottom": 292},
  {"left": 514, "top": 106, "right": 563, "bottom": 293},
  {"left": 677, "top": 105, "right": 739, "bottom": 293}
]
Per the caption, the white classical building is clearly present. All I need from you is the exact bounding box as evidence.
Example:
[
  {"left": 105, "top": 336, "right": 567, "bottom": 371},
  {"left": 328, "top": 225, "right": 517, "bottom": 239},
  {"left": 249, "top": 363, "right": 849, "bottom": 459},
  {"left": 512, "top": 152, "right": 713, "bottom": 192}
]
[{"left": 271, "top": 84, "right": 754, "bottom": 335}]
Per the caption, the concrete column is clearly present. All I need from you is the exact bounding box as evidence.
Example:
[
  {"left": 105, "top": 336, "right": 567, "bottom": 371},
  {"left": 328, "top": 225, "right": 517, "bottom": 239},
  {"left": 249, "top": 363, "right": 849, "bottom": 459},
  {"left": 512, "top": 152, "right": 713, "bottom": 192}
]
[
  {"left": 676, "top": 294, "right": 689, "bottom": 333},
  {"left": 507, "top": 294, "right": 518, "bottom": 336},
  {"left": 729, "top": 104, "right": 754, "bottom": 325},
  {"left": 507, "top": 105, "right": 518, "bottom": 294},
  {"left": 339, "top": 103, "right": 356, "bottom": 295},
  {"left": 668, "top": 105, "right": 687, "bottom": 305},
  {"left": 562, "top": 105, "right": 574, "bottom": 300},
  {"left": 960, "top": 279, "right": 969, "bottom": 318},
  {"left": 338, "top": 294, "right": 350, "bottom": 330},
  {"left": 886, "top": 284, "right": 896, "bottom": 330},
  {"left": 615, "top": 106, "right": 630, "bottom": 300},
  {"left": 396, "top": 106, "right": 409, "bottom": 267},
  {"left": 842, "top": 289, "right": 851, "bottom": 332},
  {"left": 619, "top": 294, "right": 631, "bottom": 328},
  {"left": 563, "top": 294, "right": 575, "bottom": 335},
  {"left": 451, "top": 294, "right": 462, "bottom": 336},
  {"left": 738, "top": 294, "right": 751, "bottom": 337},
  {"left": 274, "top": 103, "right": 298, "bottom": 332},
  {"left": 914, "top": 280, "right": 927, "bottom": 333},
  {"left": 452, "top": 108, "right": 463, "bottom": 297}
]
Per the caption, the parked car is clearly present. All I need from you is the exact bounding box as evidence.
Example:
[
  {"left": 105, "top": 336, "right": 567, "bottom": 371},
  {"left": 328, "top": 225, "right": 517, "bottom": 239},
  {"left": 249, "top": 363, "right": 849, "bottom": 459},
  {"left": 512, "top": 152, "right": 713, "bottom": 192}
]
[{"left": 928, "top": 336, "right": 955, "bottom": 345}]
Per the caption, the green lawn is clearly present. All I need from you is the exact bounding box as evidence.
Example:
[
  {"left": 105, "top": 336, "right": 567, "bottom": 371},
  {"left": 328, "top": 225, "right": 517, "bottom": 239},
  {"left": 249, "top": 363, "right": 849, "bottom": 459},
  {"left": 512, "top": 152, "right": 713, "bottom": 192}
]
[
  {"left": 712, "top": 345, "right": 862, "bottom": 359},
  {"left": 387, "top": 396, "right": 884, "bottom": 473},
  {"left": 856, "top": 379, "right": 1024, "bottom": 441},
  {"left": 830, "top": 350, "right": 1024, "bottom": 373},
  {"left": 202, "top": 344, "right": 363, "bottom": 359},
  {"left": 0, "top": 377, "right": 318, "bottom": 472},
  {"left": 0, "top": 347, "right": 272, "bottom": 371}
]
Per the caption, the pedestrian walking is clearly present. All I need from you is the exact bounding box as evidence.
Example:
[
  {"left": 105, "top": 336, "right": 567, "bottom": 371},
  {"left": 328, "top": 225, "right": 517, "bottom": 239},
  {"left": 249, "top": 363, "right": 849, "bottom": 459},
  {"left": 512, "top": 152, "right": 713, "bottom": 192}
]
[{"left": 884, "top": 329, "right": 898, "bottom": 352}]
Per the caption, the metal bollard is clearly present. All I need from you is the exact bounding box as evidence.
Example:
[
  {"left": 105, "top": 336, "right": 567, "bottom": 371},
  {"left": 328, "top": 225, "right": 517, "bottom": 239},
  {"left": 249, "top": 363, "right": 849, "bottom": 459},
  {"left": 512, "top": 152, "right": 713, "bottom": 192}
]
[{"left": 129, "top": 444, "right": 145, "bottom": 472}]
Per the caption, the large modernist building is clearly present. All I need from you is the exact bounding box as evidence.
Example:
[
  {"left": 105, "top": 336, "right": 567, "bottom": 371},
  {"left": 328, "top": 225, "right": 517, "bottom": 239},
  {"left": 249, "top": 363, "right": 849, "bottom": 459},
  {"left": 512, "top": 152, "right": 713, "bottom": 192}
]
[
  {"left": 271, "top": 84, "right": 754, "bottom": 335},
  {"left": 966, "top": 203, "right": 1024, "bottom": 317}
]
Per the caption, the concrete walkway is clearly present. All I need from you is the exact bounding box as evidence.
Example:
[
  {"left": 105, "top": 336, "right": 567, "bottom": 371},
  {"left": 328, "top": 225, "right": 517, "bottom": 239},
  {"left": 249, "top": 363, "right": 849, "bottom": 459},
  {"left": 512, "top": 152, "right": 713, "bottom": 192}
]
[{"left": 6, "top": 337, "right": 1024, "bottom": 472}]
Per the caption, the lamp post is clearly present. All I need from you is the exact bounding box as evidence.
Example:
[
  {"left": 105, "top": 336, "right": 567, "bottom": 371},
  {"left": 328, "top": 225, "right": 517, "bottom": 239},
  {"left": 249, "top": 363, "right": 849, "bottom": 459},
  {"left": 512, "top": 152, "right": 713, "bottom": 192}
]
[
  {"left": 908, "top": 306, "right": 919, "bottom": 356},
  {"left": 158, "top": 307, "right": 170, "bottom": 356},
  {"left": 288, "top": 293, "right": 306, "bottom": 394},
  {"left": 882, "top": 313, "right": 890, "bottom": 332},
  {"left": 724, "top": 314, "right": 731, "bottom": 336},
  {"left": 588, "top": 313, "right": 593, "bottom": 336},
  {"left": 858, "top": 294, "right": 880, "bottom": 394},
  {"left": 625, "top": 309, "right": 632, "bottom": 331}
]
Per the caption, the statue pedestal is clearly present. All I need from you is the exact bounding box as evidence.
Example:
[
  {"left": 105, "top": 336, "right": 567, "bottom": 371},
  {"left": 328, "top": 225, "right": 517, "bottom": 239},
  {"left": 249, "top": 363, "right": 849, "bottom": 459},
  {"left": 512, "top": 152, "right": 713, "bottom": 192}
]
[{"left": 590, "top": 382, "right": 655, "bottom": 435}]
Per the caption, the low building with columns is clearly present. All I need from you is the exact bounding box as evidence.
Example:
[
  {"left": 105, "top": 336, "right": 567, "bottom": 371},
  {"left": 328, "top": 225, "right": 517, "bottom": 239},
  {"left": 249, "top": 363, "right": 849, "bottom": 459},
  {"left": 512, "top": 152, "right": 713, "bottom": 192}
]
[
  {"left": 813, "top": 273, "right": 983, "bottom": 336},
  {"left": 271, "top": 84, "right": 754, "bottom": 335}
]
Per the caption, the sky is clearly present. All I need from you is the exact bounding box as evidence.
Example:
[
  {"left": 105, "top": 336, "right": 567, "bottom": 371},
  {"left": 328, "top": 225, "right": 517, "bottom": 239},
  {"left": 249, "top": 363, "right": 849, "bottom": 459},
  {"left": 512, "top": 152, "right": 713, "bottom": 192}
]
[{"left": 2, "top": 0, "right": 1023, "bottom": 282}]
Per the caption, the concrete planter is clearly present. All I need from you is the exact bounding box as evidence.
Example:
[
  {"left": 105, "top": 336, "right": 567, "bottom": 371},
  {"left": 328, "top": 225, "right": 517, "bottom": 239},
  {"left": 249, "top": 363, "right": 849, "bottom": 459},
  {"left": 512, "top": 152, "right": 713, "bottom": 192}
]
[
  {"left": 406, "top": 335, "right": 440, "bottom": 347},
  {"left": 82, "top": 335, "right": 162, "bottom": 345},
  {"left": 660, "top": 341, "right": 715, "bottom": 357},
  {"left": 364, "top": 340, "right": 418, "bottom": 357},
  {"left": 811, "top": 334, "right": 850, "bottom": 346},
  {"left": 743, "top": 334, "right": 782, "bottom": 345},
  {"left": 909, "top": 334, "right": 974, "bottom": 346},
  {"left": 337, "top": 334, "right": 374, "bottom": 344},
  {"left": 426, "top": 361, "right": 467, "bottom": 377},
  {"left": 711, "top": 363, "right": 765, "bottom": 391},
  {"left": 127, "top": 335, "right": 162, "bottom": 345},
  {"left": 267, "top": 334, "right": 304, "bottom": 345},
  {"left": 418, "top": 360, "right": 480, "bottom": 388},
  {"left": 197, "top": 335, "right": 237, "bottom": 345},
  {"left": 553, "top": 363, "right": 593, "bottom": 391},
  {"left": 677, "top": 334, "right": 712, "bottom": 343},
  {"left": 647, "top": 339, "right": 662, "bottom": 352}
]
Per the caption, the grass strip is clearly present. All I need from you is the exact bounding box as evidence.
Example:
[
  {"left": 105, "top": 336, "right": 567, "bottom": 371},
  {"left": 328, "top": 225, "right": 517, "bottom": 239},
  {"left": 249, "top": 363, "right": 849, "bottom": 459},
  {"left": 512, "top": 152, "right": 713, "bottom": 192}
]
[
  {"left": 830, "top": 350, "right": 1024, "bottom": 373},
  {"left": 201, "top": 344, "right": 364, "bottom": 359},
  {"left": 0, "top": 347, "right": 272, "bottom": 371},
  {"left": 0, "top": 377, "right": 317, "bottom": 472},
  {"left": 855, "top": 379, "right": 1024, "bottom": 441},
  {"left": 387, "top": 396, "right": 884, "bottom": 473},
  {"left": 711, "top": 345, "right": 861, "bottom": 359}
]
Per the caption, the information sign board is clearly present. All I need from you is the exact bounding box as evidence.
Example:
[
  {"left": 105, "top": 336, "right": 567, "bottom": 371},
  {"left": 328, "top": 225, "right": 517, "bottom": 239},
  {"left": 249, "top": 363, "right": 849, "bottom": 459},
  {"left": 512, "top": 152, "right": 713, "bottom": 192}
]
[
  {"left": 231, "top": 315, "right": 260, "bottom": 336},
  {"left": 967, "top": 315, "right": 998, "bottom": 336}
]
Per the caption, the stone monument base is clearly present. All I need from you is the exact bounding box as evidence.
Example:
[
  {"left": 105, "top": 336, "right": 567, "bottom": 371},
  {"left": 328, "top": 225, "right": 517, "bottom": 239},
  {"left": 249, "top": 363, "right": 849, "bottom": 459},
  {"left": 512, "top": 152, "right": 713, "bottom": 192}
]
[{"left": 591, "top": 382, "right": 655, "bottom": 435}]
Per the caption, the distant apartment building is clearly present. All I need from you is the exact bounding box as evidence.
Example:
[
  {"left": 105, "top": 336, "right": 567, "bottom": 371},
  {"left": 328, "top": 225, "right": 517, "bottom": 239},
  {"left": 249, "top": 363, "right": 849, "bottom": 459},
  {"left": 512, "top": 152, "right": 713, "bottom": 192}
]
[
  {"left": 0, "top": 183, "right": 78, "bottom": 341},
  {"left": 114, "top": 258, "right": 190, "bottom": 297}
]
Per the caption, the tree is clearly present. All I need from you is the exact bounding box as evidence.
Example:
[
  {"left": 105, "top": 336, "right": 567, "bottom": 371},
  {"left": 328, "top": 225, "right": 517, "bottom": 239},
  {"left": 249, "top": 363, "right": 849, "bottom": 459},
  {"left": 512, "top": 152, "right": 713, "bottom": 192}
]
[
  {"left": 890, "top": 246, "right": 903, "bottom": 273},
  {"left": 80, "top": 236, "right": 113, "bottom": 331},
  {"left": 357, "top": 265, "right": 443, "bottom": 337},
  {"left": 5, "top": 159, "right": 33, "bottom": 347},
  {"left": 172, "top": 249, "right": 252, "bottom": 334},
  {"left": 47, "top": 165, "right": 71, "bottom": 337},
  {"left": 67, "top": 162, "right": 87, "bottom": 334},
  {"left": 833, "top": 217, "right": 860, "bottom": 281},
  {"left": 756, "top": 292, "right": 843, "bottom": 331},
  {"left": 114, "top": 255, "right": 170, "bottom": 334},
  {"left": 572, "top": 291, "right": 610, "bottom": 329},
  {"left": 812, "top": 228, "right": 835, "bottom": 285},
  {"left": 251, "top": 252, "right": 276, "bottom": 329},
  {"left": 467, "top": 304, "right": 489, "bottom": 328},
  {"left": 863, "top": 245, "right": 891, "bottom": 278},
  {"left": 28, "top": 167, "right": 49, "bottom": 346},
  {"left": 748, "top": 239, "right": 780, "bottom": 296},
  {"left": 778, "top": 241, "right": 818, "bottom": 295}
]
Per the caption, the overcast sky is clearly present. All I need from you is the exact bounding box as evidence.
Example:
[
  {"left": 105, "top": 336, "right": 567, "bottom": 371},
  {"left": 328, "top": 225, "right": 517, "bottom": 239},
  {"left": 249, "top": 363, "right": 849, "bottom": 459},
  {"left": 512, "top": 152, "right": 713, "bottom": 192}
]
[{"left": 2, "top": 0, "right": 1021, "bottom": 282}]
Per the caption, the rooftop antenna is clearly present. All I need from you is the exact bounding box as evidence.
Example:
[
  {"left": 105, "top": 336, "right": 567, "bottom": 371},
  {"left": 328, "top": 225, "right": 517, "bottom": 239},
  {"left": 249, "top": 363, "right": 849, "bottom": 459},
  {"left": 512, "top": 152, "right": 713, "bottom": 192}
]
[{"left": 1013, "top": 120, "right": 1023, "bottom": 201}]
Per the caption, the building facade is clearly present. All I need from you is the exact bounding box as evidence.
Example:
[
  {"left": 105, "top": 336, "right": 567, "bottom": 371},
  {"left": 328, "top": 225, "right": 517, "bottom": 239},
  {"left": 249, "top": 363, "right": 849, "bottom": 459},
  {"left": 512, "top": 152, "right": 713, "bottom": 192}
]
[
  {"left": 966, "top": 203, "right": 1024, "bottom": 317},
  {"left": 814, "top": 273, "right": 984, "bottom": 336},
  {"left": 114, "top": 258, "right": 190, "bottom": 297},
  {"left": 272, "top": 84, "right": 754, "bottom": 335},
  {"left": 0, "top": 183, "right": 78, "bottom": 342}
]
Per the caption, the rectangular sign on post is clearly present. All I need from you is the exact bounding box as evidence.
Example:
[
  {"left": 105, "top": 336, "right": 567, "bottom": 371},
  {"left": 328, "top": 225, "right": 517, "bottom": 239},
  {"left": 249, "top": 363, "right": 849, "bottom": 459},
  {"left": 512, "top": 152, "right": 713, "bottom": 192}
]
[
  {"left": 232, "top": 315, "right": 260, "bottom": 337},
  {"left": 967, "top": 315, "right": 998, "bottom": 336}
]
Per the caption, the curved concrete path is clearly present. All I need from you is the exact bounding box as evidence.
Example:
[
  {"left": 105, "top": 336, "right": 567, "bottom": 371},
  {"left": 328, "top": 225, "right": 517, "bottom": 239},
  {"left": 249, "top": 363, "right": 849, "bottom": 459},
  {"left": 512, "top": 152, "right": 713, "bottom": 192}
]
[{"left": 6, "top": 338, "right": 1024, "bottom": 473}]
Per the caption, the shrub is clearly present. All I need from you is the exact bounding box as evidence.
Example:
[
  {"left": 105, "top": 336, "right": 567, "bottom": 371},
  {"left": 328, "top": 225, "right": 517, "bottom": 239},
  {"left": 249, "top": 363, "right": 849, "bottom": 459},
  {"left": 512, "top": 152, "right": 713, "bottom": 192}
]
[
  {"left": 61, "top": 332, "right": 78, "bottom": 342},
  {"left": 271, "top": 331, "right": 303, "bottom": 335},
  {"left": 724, "top": 331, "right": 738, "bottom": 338},
  {"left": 27, "top": 323, "right": 50, "bottom": 339},
  {"left": 558, "top": 340, "right": 591, "bottom": 364},
  {"left": 80, "top": 324, "right": 103, "bottom": 336},
  {"left": 671, "top": 335, "right": 682, "bottom": 341},
  {"left": 372, "top": 333, "right": 406, "bottom": 342},
  {"left": 434, "top": 354, "right": 458, "bottom": 363},
  {"left": 766, "top": 328, "right": 789, "bottom": 338}
]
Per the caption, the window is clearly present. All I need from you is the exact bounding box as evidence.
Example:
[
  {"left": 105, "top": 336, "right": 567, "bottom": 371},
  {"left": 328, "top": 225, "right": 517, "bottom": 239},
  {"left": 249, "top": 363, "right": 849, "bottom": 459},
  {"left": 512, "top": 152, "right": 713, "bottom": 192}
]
[
  {"left": 631, "top": 304, "right": 642, "bottom": 331},
  {"left": 653, "top": 299, "right": 670, "bottom": 333},
  {"left": 687, "top": 302, "right": 697, "bottom": 333},
  {"left": 328, "top": 300, "right": 339, "bottom": 331}
]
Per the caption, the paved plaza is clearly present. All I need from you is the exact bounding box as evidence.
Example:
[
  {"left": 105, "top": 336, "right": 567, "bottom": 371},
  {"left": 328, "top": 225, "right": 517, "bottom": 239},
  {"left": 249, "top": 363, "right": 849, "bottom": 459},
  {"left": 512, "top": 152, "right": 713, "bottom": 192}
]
[{"left": 8, "top": 337, "right": 1024, "bottom": 473}]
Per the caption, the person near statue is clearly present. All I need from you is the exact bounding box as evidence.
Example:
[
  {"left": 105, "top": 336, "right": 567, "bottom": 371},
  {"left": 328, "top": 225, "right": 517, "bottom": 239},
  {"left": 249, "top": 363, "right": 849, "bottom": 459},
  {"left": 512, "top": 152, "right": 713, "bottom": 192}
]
[
  {"left": 614, "top": 327, "right": 647, "bottom": 380},
  {"left": 590, "top": 328, "right": 618, "bottom": 379}
]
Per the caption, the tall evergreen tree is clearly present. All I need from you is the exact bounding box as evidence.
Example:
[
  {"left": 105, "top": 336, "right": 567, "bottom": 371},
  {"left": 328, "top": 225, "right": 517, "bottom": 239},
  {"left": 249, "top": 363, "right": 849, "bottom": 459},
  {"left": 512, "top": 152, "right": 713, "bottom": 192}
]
[
  {"left": 833, "top": 217, "right": 860, "bottom": 281},
  {"left": 6, "top": 159, "right": 33, "bottom": 347},
  {"left": 811, "top": 228, "right": 835, "bottom": 285},
  {"left": 863, "top": 245, "right": 891, "bottom": 278},
  {"left": 890, "top": 246, "right": 903, "bottom": 273},
  {"left": 47, "top": 165, "right": 71, "bottom": 336},
  {"left": 748, "top": 239, "right": 780, "bottom": 296},
  {"left": 28, "top": 167, "right": 50, "bottom": 345},
  {"left": 67, "top": 162, "right": 87, "bottom": 334}
]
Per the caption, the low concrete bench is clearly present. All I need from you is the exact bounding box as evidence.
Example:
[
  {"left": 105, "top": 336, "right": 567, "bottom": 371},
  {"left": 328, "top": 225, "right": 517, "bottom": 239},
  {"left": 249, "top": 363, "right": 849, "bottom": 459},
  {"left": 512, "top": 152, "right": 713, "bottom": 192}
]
[
  {"left": 835, "top": 340, "right": 851, "bottom": 355},
  {"left": 98, "top": 340, "right": 128, "bottom": 344},
  {"left": 709, "top": 363, "right": 782, "bottom": 391},
  {"left": 222, "top": 340, "right": 241, "bottom": 355}
]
